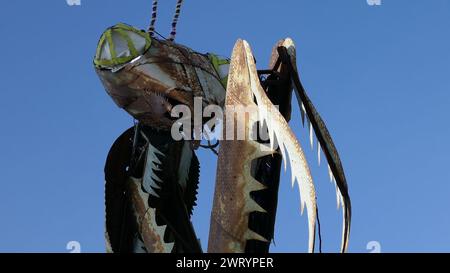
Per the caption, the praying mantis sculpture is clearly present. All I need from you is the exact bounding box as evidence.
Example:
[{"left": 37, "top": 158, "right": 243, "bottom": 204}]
[{"left": 95, "top": 0, "right": 351, "bottom": 253}]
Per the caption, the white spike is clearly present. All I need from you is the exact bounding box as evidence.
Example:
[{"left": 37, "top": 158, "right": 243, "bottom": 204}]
[
  {"left": 247, "top": 177, "right": 267, "bottom": 192},
  {"left": 339, "top": 191, "right": 344, "bottom": 210},
  {"left": 143, "top": 143, "right": 165, "bottom": 197},
  {"left": 334, "top": 178, "right": 341, "bottom": 210},
  {"left": 251, "top": 141, "right": 275, "bottom": 159},
  {"left": 244, "top": 229, "right": 269, "bottom": 242},
  {"left": 300, "top": 197, "right": 305, "bottom": 215},
  {"left": 150, "top": 180, "right": 161, "bottom": 190},
  {"left": 336, "top": 189, "right": 341, "bottom": 209},
  {"left": 300, "top": 102, "right": 306, "bottom": 127},
  {"left": 148, "top": 143, "right": 163, "bottom": 164},
  {"left": 245, "top": 199, "right": 267, "bottom": 213},
  {"left": 279, "top": 142, "right": 288, "bottom": 172},
  {"left": 317, "top": 142, "right": 321, "bottom": 166},
  {"left": 328, "top": 164, "right": 333, "bottom": 182},
  {"left": 267, "top": 121, "right": 277, "bottom": 151},
  {"left": 290, "top": 164, "right": 297, "bottom": 188},
  {"left": 309, "top": 121, "right": 314, "bottom": 149},
  {"left": 151, "top": 162, "right": 161, "bottom": 171},
  {"left": 242, "top": 40, "right": 317, "bottom": 253},
  {"left": 151, "top": 172, "right": 162, "bottom": 183},
  {"left": 150, "top": 142, "right": 165, "bottom": 156},
  {"left": 147, "top": 186, "right": 160, "bottom": 198},
  {"left": 132, "top": 178, "right": 173, "bottom": 252},
  {"left": 140, "top": 131, "right": 149, "bottom": 143}
]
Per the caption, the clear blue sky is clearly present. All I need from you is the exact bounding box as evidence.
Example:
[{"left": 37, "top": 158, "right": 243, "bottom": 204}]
[{"left": 1, "top": 0, "right": 449, "bottom": 253}]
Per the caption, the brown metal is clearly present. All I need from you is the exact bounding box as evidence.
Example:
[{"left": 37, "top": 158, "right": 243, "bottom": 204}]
[
  {"left": 208, "top": 40, "right": 274, "bottom": 253},
  {"left": 127, "top": 177, "right": 173, "bottom": 252},
  {"left": 99, "top": 30, "right": 350, "bottom": 252},
  {"left": 96, "top": 38, "right": 226, "bottom": 131},
  {"left": 104, "top": 127, "right": 173, "bottom": 253},
  {"left": 208, "top": 39, "right": 320, "bottom": 253}
]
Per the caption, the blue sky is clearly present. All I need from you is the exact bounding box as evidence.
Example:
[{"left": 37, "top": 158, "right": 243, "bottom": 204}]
[{"left": 1, "top": 0, "right": 450, "bottom": 253}]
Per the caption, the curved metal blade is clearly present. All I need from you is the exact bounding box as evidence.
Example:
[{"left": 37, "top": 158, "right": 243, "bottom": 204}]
[
  {"left": 278, "top": 46, "right": 351, "bottom": 252},
  {"left": 104, "top": 127, "right": 135, "bottom": 252},
  {"left": 243, "top": 40, "right": 318, "bottom": 253}
]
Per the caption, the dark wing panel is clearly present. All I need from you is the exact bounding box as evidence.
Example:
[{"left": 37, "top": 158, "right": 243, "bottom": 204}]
[
  {"left": 105, "top": 126, "right": 202, "bottom": 253},
  {"left": 278, "top": 47, "right": 351, "bottom": 252},
  {"left": 104, "top": 127, "right": 135, "bottom": 252}
]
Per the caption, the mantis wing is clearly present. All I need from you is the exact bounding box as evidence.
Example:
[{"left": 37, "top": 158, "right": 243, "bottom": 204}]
[{"left": 105, "top": 127, "right": 202, "bottom": 253}]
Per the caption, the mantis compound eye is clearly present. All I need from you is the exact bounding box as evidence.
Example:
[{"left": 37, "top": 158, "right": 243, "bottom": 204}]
[{"left": 94, "top": 23, "right": 151, "bottom": 71}]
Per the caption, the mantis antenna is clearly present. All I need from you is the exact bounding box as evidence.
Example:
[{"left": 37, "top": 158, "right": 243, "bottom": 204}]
[
  {"left": 148, "top": 0, "right": 184, "bottom": 41},
  {"left": 168, "top": 0, "right": 184, "bottom": 41},
  {"left": 148, "top": 0, "right": 158, "bottom": 36}
]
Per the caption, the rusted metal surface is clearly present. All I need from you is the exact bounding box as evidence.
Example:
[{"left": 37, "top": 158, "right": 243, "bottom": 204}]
[
  {"left": 98, "top": 28, "right": 351, "bottom": 252},
  {"left": 127, "top": 177, "right": 173, "bottom": 252},
  {"left": 208, "top": 40, "right": 274, "bottom": 253},
  {"left": 96, "top": 38, "right": 225, "bottom": 131},
  {"left": 104, "top": 127, "right": 171, "bottom": 253},
  {"left": 243, "top": 41, "right": 318, "bottom": 252},
  {"left": 209, "top": 40, "right": 320, "bottom": 253}
]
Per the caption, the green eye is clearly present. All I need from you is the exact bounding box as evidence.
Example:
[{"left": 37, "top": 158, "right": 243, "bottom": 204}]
[{"left": 94, "top": 23, "right": 152, "bottom": 69}]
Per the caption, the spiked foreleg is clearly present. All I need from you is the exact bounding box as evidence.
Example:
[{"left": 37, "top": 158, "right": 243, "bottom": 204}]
[
  {"left": 127, "top": 177, "right": 174, "bottom": 252},
  {"left": 208, "top": 40, "right": 318, "bottom": 253},
  {"left": 208, "top": 138, "right": 275, "bottom": 252},
  {"left": 104, "top": 127, "right": 170, "bottom": 252},
  {"left": 208, "top": 40, "right": 275, "bottom": 253},
  {"left": 105, "top": 126, "right": 202, "bottom": 253},
  {"left": 245, "top": 39, "right": 295, "bottom": 253},
  {"left": 243, "top": 41, "right": 318, "bottom": 253}
]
